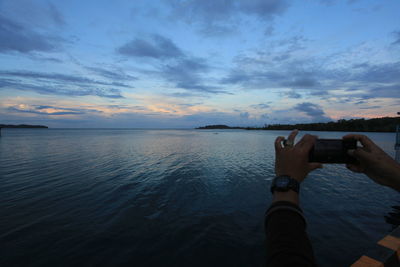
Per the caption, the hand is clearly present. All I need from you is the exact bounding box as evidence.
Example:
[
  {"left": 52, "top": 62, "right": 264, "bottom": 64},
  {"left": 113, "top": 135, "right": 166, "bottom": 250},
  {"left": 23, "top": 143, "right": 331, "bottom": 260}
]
[
  {"left": 343, "top": 134, "right": 400, "bottom": 191},
  {"left": 275, "top": 130, "right": 322, "bottom": 183}
]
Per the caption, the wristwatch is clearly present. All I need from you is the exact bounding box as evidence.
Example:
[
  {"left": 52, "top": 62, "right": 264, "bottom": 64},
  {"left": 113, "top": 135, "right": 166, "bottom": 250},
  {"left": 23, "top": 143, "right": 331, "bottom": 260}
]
[{"left": 270, "top": 175, "right": 300, "bottom": 194}]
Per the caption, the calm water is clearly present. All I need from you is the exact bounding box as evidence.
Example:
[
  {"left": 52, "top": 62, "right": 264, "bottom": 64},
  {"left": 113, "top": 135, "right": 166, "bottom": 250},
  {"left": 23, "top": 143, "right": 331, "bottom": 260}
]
[{"left": 0, "top": 128, "right": 398, "bottom": 266}]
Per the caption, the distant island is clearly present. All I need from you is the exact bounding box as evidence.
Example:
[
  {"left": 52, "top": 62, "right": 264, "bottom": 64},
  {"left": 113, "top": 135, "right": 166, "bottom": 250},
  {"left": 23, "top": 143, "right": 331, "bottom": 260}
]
[
  {"left": 0, "top": 124, "right": 48, "bottom": 128},
  {"left": 196, "top": 125, "right": 243, "bottom": 129},
  {"left": 196, "top": 117, "right": 400, "bottom": 132}
]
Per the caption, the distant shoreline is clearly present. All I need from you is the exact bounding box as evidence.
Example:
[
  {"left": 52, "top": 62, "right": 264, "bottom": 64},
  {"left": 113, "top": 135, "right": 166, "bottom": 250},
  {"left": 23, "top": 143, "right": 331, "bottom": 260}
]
[
  {"left": 0, "top": 124, "right": 48, "bottom": 129},
  {"left": 196, "top": 117, "right": 400, "bottom": 133}
]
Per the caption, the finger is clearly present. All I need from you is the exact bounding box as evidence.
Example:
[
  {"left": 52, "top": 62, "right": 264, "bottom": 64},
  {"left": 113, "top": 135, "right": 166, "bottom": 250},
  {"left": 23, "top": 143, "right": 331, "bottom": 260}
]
[
  {"left": 274, "top": 136, "right": 285, "bottom": 152},
  {"left": 348, "top": 148, "right": 371, "bottom": 161},
  {"left": 287, "top": 129, "right": 299, "bottom": 144},
  {"left": 346, "top": 163, "right": 364, "bottom": 173},
  {"left": 296, "top": 134, "right": 317, "bottom": 151},
  {"left": 309, "top": 162, "right": 323, "bottom": 171},
  {"left": 343, "top": 134, "right": 375, "bottom": 150}
]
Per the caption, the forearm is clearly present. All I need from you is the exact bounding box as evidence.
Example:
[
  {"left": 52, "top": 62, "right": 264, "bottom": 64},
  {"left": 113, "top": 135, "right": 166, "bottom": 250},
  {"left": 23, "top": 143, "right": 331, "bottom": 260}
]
[
  {"left": 272, "top": 190, "right": 299, "bottom": 205},
  {"left": 386, "top": 163, "right": 400, "bottom": 192}
]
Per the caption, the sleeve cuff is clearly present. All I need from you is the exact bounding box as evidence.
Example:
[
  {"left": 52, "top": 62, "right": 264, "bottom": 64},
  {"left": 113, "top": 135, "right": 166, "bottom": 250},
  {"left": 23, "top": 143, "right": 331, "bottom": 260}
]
[{"left": 265, "top": 201, "right": 306, "bottom": 225}]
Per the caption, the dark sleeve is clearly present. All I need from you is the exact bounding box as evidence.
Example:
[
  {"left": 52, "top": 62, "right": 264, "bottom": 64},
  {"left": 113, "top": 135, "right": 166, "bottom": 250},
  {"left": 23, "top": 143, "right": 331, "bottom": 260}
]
[{"left": 265, "top": 201, "right": 316, "bottom": 267}]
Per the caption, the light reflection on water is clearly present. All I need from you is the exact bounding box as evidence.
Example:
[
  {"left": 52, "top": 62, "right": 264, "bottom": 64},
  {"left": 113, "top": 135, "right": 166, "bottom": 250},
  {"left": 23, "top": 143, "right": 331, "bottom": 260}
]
[{"left": 0, "top": 129, "right": 398, "bottom": 266}]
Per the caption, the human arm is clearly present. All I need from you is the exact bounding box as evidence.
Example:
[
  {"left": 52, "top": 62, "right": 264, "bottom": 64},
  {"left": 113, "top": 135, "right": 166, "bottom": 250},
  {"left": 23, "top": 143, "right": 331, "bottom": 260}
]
[
  {"left": 265, "top": 130, "right": 320, "bottom": 266},
  {"left": 343, "top": 134, "right": 400, "bottom": 192}
]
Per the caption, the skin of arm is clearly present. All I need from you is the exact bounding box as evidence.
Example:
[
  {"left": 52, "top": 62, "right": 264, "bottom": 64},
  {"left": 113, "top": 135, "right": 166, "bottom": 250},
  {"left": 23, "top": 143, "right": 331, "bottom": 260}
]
[{"left": 344, "top": 134, "right": 400, "bottom": 192}]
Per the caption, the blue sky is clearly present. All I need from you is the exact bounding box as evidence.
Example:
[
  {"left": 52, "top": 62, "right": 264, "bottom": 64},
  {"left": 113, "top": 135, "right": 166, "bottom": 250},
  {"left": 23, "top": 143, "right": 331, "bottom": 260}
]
[{"left": 0, "top": 0, "right": 399, "bottom": 128}]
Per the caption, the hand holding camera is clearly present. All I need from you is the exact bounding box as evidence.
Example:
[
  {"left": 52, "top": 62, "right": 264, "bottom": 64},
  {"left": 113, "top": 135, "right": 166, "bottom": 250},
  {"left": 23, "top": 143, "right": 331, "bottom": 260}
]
[
  {"left": 275, "top": 130, "right": 322, "bottom": 183},
  {"left": 343, "top": 134, "right": 400, "bottom": 191},
  {"left": 275, "top": 130, "right": 400, "bottom": 192}
]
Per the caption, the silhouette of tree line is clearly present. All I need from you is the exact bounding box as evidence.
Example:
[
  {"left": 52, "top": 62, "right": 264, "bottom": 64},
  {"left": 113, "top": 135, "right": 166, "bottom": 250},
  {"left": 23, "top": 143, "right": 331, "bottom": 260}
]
[
  {"left": 197, "top": 117, "right": 400, "bottom": 132},
  {"left": 263, "top": 117, "right": 400, "bottom": 132}
]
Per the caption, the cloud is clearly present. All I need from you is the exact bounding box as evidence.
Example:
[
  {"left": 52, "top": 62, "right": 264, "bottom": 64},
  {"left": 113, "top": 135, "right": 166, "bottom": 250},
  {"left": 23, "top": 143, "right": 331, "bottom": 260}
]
[
  {"left": 353, "top": 61, "right": 400, "bottom": 83},
  {"left": 118, "top": 34, "right": 224, "bottom": 94},
  {"left": 221, "top": 35, "right": 400, "bottom": 107},
  {"left": 250, "top": 103, "right": 271, "bottom": 109},
  {"left": 240, "top": 112, "right": 250, "bottom": 119},
  {"left": 0, "top": 1, "right": 66, "bottom": 53},
  {"left": 392, "top": 31, "right": 400, "bottom": 45},
  {"left": 166, "top": 92, "right": 208, "bottom": 98},
  {"left": 0, "top": 70, "right": 131, "bottom": 88},
  {"left": 221, "top": 35, "right": 320, "bottom": 90},
  {"left": 0, "top": 0, "right": 66, "bottom": 28},
  {"left": 85, "top": 66, "right": 138, "bottom": 81},
  {"left": 160, "top": 57, "right": 226, "bottom": 93},
  {"left": 368, "top": 84, "right": 400, "bottom": 98},
  {"left": 294, "top": 102, "right": 331, "bottom": 122},
  {"left": 239, "top": 0, "right": 289, "bottom": 19},
  {"left": 117, "top": 34, "right": 184, "bottom": 59},
  {"left": 359, "top": 106, "right": 382, "bottom": 110},
  {"left": 0, "top": 78, "right": 124, "bottom": 99},
  {"left": 283, "top": 90, "right": 302, "bottom": 99},
  {"left": 47, "top": 2, "right": 65, "bottom": 27},
  {"left": 167, "top": 0, "right": 290, "bottom": 35},
  {"left": 7, "top": 105, "right": 93, "bottom": 115},
  {"left": 222, "top": 67, "right": 318, "bottom": 90},
  {"left": 0, "top": 15, "right": 59, "bottom": 53}
]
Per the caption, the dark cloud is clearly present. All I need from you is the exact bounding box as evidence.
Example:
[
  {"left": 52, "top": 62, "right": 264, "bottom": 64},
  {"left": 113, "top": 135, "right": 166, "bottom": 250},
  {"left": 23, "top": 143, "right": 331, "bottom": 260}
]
[
  {"left": 239, "top": 0, "right": 289, "bottom": 19},
  {"left": 117, "top": 35, "right": 183, "bottom": 59},
  {"left": 118, "top": 34, "right": 223, "bottom": 94},
  {"left": 392, "top": 31, "right": 400, "bottom": 45},
  {"left": 167, "top": 0, "right": 289, "bottom": 36},
  {"left": 0, "top": 78, "right": 124, "bottom": 99},
  {"left": 0, "top": 70, "right": 130, "bottom": 88},
  {"left": 8, "top": 106, "right": 83, "bottom": 116},
  {"left": 221, "top": 36, "right": 319, "bottom": 90},
  {"left": 160, "top": 57, "right": 226, "bottom": 93},
  {"left": 354, "top": 100, "right": 367, "bottom": 105},
  {"left": 353, "top": 62, "right": 400, "bottom": 83},
  {"left": 368, "top": 84, "right": 400, "bottom": 98},
  {"left": 283, "top": 90, "right": 302, "bottom": 99},
  {"left": 294, "top": 102, "right": 331, "bottom": 122},
  {"left": 30, "top": 55, "right": 63, "bottom": 63},
  {"left": 353, "top": 62, "right": 370, "bottom": 69},
  {"left": 240, "top": 112, "right": 250, "bottom": 119},
  {"left": 250, "top": 103, "right": 271, "bottom": 109},
  {"left": 347, "top": 0, "right": 359, "bottom": 4},
  {"left": 8, "top": 105, "right": 103, "bottom": 116},
  {"left": 359, "top": 106, "right": 382, "bottom": 110},
  {"left": 86, "top": 66, "right": 137, "bottom": 81},
  {"left": 221, "top": 37, "right": 400, "bottom": 105},
  {"left": 222, "top": 67, "right": 318, "bottom": 90},
  {"left": 0, "top": 15, "right": 59, "bottom": 53},
  {"left": 48, "top": 2, "right": 65, "bottom": 26},
  {"left": 1, "top": 0, "right": 66, "bottom": 28},
  {"left": 166, "top": 92, "right": 207, "bottom": 98},
  {"left": 281, "top": 77, "right": 318, "bottom": 88}
]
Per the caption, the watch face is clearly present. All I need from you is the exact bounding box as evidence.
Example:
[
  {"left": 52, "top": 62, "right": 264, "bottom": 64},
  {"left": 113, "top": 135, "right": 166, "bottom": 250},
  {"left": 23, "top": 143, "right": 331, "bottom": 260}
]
[{"left": 276, "top": 177, "right": 290, "bottom": 187}]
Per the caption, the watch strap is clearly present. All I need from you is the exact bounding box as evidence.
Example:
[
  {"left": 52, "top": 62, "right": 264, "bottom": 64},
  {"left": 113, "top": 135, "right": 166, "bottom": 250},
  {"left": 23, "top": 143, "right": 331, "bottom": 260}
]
[{"left": 270, "top": 175, "right": 300, "bottom": 194}]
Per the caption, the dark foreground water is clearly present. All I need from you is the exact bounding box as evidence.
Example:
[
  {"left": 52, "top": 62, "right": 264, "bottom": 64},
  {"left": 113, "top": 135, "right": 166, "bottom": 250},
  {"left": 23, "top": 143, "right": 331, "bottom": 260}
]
[{"left": 0, "top": 129, "right": 398, "bottom": 266}]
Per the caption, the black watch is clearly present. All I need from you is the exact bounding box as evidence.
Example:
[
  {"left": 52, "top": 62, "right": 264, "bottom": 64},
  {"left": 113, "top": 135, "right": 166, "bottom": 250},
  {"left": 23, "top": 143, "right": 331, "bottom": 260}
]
[{"left": 270, "top": 175, "right": 300, "bottom": 194}]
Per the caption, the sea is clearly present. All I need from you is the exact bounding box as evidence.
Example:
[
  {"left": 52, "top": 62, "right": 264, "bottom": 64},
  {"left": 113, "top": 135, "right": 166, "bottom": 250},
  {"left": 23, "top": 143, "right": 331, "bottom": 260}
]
[{"left": 0, "top": 128, "right": 398, "bottom": 266}]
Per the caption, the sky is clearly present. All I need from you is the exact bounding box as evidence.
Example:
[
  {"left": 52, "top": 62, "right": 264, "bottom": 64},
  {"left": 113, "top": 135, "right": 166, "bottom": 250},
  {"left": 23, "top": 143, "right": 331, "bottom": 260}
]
[{"left": 0, "top": 0, "right": 399, "bottom": 128}]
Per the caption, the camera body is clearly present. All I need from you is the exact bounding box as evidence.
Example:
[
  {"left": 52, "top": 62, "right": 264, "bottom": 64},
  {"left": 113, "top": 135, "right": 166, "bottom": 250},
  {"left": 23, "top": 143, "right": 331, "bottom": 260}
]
[{"left": 309, "top": 139, "right": 357, "bottom": 163}]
